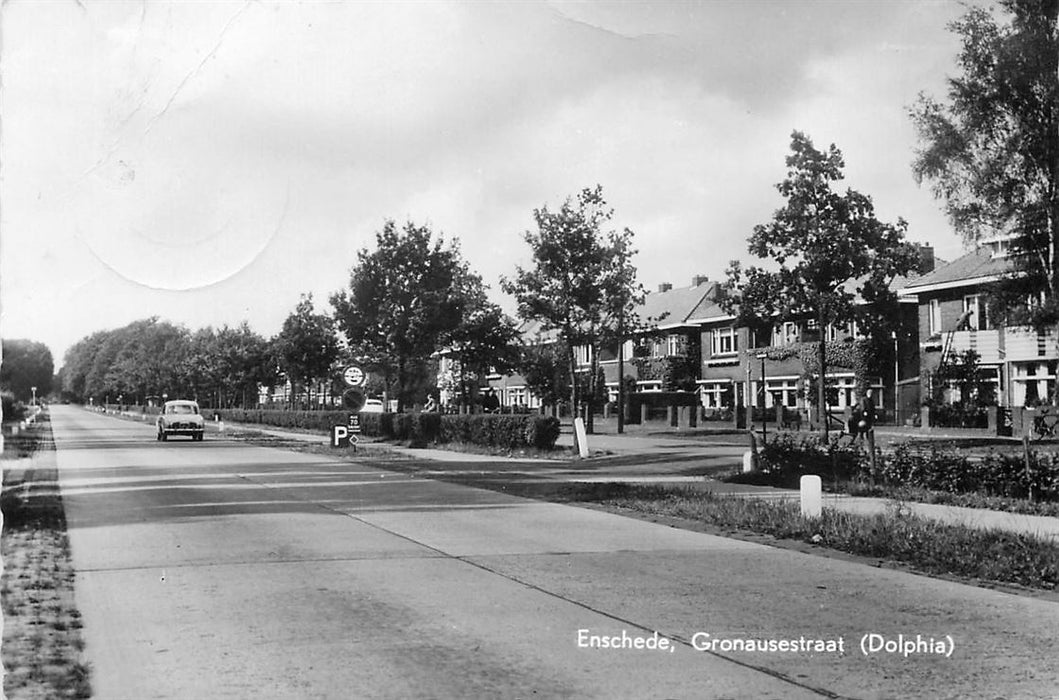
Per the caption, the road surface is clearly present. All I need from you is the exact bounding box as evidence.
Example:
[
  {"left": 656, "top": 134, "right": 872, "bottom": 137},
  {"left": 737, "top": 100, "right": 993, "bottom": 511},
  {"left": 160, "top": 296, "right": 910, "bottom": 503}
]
[{"left": 51, "top": 406, "right": 1059, "bottom": 699}]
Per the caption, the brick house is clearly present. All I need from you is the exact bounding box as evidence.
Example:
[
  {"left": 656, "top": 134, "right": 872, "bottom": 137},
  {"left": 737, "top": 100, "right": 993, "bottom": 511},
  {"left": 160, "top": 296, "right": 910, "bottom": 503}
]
[
  {"left": 601, "top": 276, "right": 720, "bottom": 397},
  {"left": 899, "top": 237, "right": 1059, "bottom": 409},
  {"left": 694, "top": 246, "right": 936, "bottom": 423}
]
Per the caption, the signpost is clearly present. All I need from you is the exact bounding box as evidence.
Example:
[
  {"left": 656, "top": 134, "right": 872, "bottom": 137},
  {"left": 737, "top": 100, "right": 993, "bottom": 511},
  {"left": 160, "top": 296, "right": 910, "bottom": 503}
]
[{"left": 332, "top": 367, "right": 366, "bottom": 451}]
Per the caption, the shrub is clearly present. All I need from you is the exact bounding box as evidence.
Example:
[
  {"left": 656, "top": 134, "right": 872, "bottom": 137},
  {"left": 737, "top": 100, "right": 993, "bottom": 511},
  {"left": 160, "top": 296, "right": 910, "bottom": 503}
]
[
  {"left": 2, "top": 390, "right": 24, "bottom": 422},
  {"left": 438, "top": 414, "right": 560, "bottom": 450},
  {"left": 746, "top": 433, "right": 866, "bottom": 487}
]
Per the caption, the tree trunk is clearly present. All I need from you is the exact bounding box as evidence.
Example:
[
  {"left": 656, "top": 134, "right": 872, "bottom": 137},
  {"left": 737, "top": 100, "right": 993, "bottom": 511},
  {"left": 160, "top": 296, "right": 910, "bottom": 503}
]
[
  {"left": 586, "top": 343, "right": 599, "bottom": 434},
  {"left": 568, "top": 345, "right": 578, "bottom": 424},
  {"left": 818, "top": 320, "right": 829, "bottom": 438},
  {"left": 617, "top": 336, "right": 626, "bottom": 435}
]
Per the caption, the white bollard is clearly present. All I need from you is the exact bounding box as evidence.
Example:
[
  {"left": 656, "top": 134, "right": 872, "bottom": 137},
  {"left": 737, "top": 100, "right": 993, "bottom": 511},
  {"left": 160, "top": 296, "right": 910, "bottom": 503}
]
[
  {"left": 800, "top": 475, "right": 822, "bottom": 518},
  {"left": 742, "top": 450, "right": 756, "bottom": 473},
  {"left": 573, "top": 417, "right": 589, "bottom": 459},
  {"left": 219, "top": 421, "right": 225, "bottom": 433}
]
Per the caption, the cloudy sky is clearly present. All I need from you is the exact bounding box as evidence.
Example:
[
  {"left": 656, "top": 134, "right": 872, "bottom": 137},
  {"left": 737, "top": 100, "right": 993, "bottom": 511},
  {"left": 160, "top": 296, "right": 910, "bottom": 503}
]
[{"left": 2, "top": 0, "right": 977, "bottom": 366}]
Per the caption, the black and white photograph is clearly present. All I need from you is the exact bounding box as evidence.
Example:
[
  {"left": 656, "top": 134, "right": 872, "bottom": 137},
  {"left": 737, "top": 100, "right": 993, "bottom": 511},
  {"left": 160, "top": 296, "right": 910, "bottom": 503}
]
[{"left": 2, "top": 1, "right": 1058, "bottom": 697}]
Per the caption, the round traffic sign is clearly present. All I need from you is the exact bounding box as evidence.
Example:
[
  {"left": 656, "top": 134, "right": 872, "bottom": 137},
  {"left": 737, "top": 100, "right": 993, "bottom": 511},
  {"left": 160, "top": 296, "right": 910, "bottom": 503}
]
[
  {"left": 342, "top": 388, "right": 366, "bottom": 412},
  {"left": 343, "top": 366, "right": 365, "bottom": 387}
]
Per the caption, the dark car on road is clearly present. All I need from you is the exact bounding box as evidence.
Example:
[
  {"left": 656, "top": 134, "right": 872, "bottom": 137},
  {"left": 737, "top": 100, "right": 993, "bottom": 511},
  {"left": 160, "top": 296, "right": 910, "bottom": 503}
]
[{"left": 156, "top": 400, "right": 205, "bottom": 441}]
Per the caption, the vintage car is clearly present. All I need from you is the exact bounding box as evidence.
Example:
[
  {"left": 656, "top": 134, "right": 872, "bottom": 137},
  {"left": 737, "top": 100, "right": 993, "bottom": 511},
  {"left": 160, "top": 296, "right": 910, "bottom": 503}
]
[
  {"left": 361, "top": 398, "right": 385, "bottom": 413},
  {"left": 156, "top": 400, "right": 205, "bottom": 441}
]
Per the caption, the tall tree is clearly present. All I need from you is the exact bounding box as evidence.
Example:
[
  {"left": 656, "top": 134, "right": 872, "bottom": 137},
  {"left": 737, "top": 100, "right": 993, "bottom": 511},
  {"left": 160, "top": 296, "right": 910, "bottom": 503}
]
[
  {"left": 724, "top": 131, "right": 920, "bottom": 436},
  {"left": 274, "top": 295, "right": 339, "bottom": 409},
  {"left": 911, "top": 0, "right": 1059, "bottom": 370},
  {"left": 331, "top": 220, "right": 472, "bottom": 412},
  {"left": 1, "top": 339, "right": 54, "bottom": 402},
  {"left": 445, "top": 270, "right": 521, "bottom": 407},
  {"left": 502, "top": 185, "right": 645, "bottom": 432}
]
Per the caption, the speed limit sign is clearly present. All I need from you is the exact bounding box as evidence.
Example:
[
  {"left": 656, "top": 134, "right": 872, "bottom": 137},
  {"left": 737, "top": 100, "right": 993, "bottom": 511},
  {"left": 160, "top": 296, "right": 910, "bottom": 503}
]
[{"left": 343, "top": 366, "right": 365, "bottom": 387}]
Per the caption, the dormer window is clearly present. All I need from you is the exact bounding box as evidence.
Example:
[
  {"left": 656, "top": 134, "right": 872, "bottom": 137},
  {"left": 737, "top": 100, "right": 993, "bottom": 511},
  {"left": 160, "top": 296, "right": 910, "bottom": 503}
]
[{"left": 980, "top": 234, "right": 1013, "bottom": 259}]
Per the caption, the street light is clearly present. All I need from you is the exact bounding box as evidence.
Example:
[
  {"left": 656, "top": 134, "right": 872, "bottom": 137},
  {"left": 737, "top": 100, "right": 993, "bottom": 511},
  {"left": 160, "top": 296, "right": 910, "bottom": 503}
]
[
  {"left": 892, "top": 330, "right": 899, "bottom": 426},
  {"left": 30, "top": 386, "right": 37, "bottom": 406},
  {"left": 756, "top": 352, "right": 768, "bottom": 443}
]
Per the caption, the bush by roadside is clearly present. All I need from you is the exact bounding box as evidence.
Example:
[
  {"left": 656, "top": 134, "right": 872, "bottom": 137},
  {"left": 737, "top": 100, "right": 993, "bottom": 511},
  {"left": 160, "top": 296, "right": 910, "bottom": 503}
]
[
  {"left": 728, "top": 432, "right": 1059, "bottom": 505},
  {"left": 2, "top": 390, "right": 25, "bottom": 423}
]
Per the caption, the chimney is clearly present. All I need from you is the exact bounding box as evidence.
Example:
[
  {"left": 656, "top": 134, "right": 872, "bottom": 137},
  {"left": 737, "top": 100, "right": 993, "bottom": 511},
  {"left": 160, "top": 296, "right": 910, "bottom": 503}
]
[
  {"left": 917, "top": 244, "right": 935, "bottom": 274},
  {"left": 692, "top": 275, "right": 709, "bottom": 287},
  {"left": 658, "top": 283, "right": 673, "bottom": 293}
]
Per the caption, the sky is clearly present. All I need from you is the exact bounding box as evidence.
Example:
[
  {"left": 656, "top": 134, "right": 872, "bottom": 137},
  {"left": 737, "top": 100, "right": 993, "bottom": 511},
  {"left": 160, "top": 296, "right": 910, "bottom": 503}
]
[{"left": 1, "top": 0, "right": 980, "bottom": 368}]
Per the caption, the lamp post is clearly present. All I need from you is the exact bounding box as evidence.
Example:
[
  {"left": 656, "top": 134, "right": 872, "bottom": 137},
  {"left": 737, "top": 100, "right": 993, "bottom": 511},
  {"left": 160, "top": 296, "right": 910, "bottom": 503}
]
[
  {"left": 756, "top": 352, "right": 768, "bottom": 443},
  {"left": 30, "top": 386, "right": 37, "bottom": 406},
  {"left": 892, "top": 330, "right": 899, "bottom": 425}
]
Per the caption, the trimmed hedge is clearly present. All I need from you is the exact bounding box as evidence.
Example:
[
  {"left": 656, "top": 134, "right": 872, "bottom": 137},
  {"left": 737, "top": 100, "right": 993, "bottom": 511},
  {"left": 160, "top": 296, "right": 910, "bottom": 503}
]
[{"left": 215, "top": 409, "right": 561, "bottom": 450}]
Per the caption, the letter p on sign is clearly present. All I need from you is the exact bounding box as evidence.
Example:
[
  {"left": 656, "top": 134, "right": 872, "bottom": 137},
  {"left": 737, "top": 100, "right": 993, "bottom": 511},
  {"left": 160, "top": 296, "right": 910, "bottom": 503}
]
[{"left": 331, "top": 425, "right": 350, "bottom": 448}]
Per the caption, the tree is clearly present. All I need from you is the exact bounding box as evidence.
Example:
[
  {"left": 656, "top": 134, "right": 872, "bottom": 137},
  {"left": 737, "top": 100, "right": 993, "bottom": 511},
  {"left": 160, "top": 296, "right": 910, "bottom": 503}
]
[
  {"left": 444, "top": 271, "right": 521, "bottom": 407},
  {"left": 274, "top": 295, "right": 339, "bottom": 409},
  {"left": 502, "top": 186, "right": 645, "bottom": 433},
  {"left": 331, "top": 220, "right": 474, "bottom": 412},
  {"left": 724, "top": 131, "right": 920, "bottom": 436},
  {"left": 912, "top": 0, "right": 1059, "bottom": 392},
  {"left": 1, "top": 339, "right": 54, "bottom": 402},
  {"left": 517, "top": 338, "right": 570, "bottom": 409}
]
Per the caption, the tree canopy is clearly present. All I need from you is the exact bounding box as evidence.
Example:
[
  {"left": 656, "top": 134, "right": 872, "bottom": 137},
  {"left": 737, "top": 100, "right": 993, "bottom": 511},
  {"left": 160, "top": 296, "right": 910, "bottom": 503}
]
[
  {"left": 911, "top": 0, "right": 1059, "bottom": 328},
  {"left": 331, "top": 220, "right": 495, "bottom": 411},
  {"left": 61, "top": 318, "right": 273, "bottom": 407},
  {"left": 502, "top": 185, "right": 644, "bottom": 429},
  {"left": 724, "top": 131, "right": 920, "bottom": 435},
  {"left": 274, "top": 295, "right": 339, "bottom": 409},
  {"left": 1, "top": 339, "right": 54, "bottom": 402}
]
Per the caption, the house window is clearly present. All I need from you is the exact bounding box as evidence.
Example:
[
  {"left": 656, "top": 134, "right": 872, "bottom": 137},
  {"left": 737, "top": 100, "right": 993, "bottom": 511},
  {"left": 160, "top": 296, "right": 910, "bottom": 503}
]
[
  {"left": 698, "top": 380, "right": 732, "bottom": 408},
  {"left": 712, "top": 327, "right": 738, "bottom": 356},
  {"left": 574, "top": 345, "right": 592, "bottom": 366},
  {"left": 928, "top": 299, "right": 942, "bottom": 336},
  {"left": 963, "top": 295, "right": 989, "bottom": 331},
  {"left": 773, "top": 322, "right": 799, "bottom": 346},
  {"left": 666, "top": 334, "right": 687, "bottom": 357}
]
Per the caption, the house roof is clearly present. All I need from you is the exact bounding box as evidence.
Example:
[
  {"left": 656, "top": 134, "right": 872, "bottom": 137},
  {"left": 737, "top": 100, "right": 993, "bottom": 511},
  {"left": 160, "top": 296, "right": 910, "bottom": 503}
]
[
  {"left": 900, "top": 247, "right": 1010, "bottom": 296},
  {"left": 516, "top": 318, "right": 560, "bottom": 344},
  {"left": 636, "top": 281, "right": 718, "bottom": 328}
]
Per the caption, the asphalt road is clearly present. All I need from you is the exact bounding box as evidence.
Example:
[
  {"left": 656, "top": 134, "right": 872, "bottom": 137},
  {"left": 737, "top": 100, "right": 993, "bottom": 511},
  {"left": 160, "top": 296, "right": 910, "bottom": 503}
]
[{"left": 52, "top": 406, "right": 1059, "bottom": 699}]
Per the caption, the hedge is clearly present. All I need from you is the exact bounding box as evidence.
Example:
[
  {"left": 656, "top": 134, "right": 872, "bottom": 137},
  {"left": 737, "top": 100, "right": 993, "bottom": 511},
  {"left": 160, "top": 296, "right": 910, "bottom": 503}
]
[
  {"left": 735, "top": 432, "right": 1059, "bottom": 502},
  {"left": 214, "top": 409, "right": 561, "bottom": 450}
]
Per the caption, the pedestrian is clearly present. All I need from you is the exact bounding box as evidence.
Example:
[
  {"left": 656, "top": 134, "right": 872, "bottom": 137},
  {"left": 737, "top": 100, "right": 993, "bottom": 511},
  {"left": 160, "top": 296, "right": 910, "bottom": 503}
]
[
  {"left": 848, "top": 405, "right": 863, "bottom": 440},
  {"left": 859, "top": 389, "right": 877, "bottom": 433},
  {"left": 483, "top": 388, "right": 500, "bottom": 414}
]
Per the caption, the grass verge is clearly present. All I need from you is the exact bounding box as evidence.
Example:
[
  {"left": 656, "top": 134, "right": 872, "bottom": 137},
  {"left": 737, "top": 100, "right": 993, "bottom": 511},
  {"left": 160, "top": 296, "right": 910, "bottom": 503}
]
[
  {"left": 843, "top": 482, "right": 1059, "bottom": 518},
  {"left": 2, "top": 412, "right": 92, "bottom": 699},
  {"left": 568, "top": 483, "right": 1059, "bottom": 591}
]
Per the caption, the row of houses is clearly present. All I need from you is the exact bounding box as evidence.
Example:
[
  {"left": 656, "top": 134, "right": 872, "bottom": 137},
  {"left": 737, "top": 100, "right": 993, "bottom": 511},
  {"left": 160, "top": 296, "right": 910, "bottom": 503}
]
[{"left": 468, "top": 238, "right": 1058, "bottom": 424}]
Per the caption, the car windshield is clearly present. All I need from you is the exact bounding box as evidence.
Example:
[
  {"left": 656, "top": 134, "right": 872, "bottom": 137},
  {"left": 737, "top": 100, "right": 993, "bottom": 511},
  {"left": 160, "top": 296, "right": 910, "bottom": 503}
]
[{"left": 167, "top": 404, "right": 198, "bottom": 415}]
